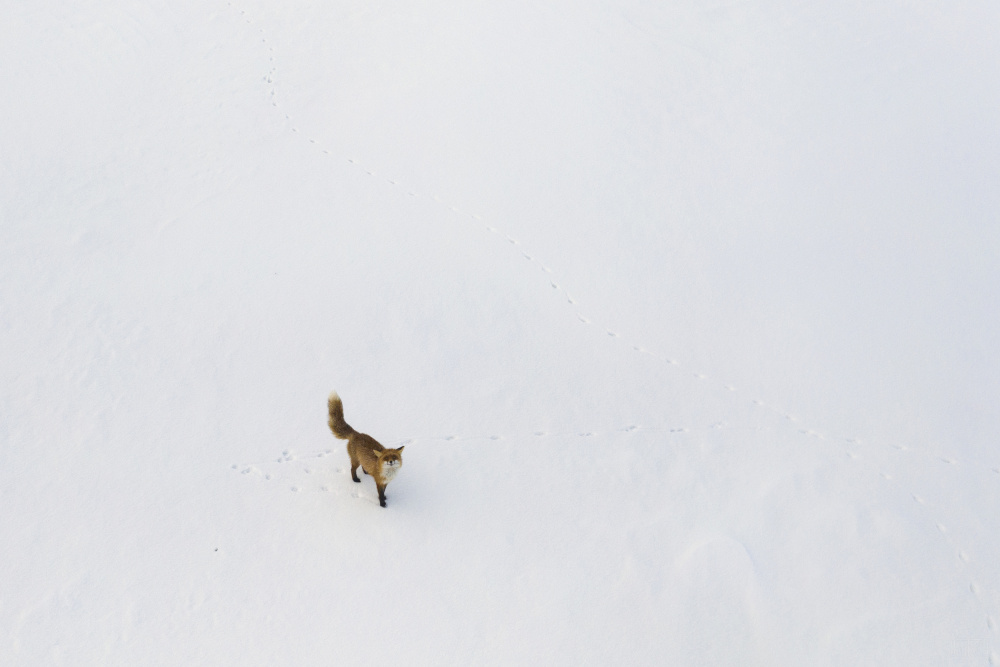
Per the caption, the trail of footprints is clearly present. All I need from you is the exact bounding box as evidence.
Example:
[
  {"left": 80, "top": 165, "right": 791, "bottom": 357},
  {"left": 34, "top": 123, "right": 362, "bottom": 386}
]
[{"left": 228, "top": 2, "right": 997, "bottom": 659}]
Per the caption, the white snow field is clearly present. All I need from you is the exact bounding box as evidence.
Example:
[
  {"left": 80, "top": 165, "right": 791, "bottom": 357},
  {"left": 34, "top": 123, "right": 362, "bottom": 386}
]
[{"left": 3, "top": 0, "right": 999, "bottom": 664}]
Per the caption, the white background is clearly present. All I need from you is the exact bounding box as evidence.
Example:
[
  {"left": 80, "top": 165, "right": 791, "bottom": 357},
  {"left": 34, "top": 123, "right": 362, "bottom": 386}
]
[{"left": 2, "top": 1, "right": 999, "bottom": 664}]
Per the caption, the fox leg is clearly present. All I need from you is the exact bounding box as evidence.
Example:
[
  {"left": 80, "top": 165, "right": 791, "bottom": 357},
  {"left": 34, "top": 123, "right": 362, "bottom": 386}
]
[
  {"left": 376, "top": 483, "right": 387, "bottom": 508},
  {"left": 347, "top": 443, "right": 362, "bottom": 483}
]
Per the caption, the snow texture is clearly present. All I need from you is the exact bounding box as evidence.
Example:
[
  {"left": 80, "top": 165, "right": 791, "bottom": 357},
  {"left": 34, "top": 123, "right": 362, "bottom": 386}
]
[{"left": 2, "top": 0, "right": 999, "bottom": 664}]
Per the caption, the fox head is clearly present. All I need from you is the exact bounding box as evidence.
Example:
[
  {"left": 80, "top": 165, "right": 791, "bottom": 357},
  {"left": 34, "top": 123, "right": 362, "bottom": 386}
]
[
  {"left": 379, "top": 446, "right": 404, "bottom": 468},
  {"left": 378, "top": 446, "right": 404, "bottom": 482}
]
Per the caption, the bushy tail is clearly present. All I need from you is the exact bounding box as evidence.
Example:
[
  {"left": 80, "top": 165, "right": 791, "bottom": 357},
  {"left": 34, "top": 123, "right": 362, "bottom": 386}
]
[{"left": 328, "top": 391, "right": 355, "bottom": 439}]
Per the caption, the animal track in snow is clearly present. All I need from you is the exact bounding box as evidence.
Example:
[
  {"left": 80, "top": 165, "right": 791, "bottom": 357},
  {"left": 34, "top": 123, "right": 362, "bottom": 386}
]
[
  {"left": 227, "top": 1, "right": 995, "bottom": 638},
  {"left": 233, "top": 423, "right": 706, "bottom": 484},
  {"left": 226, "top": 5, "right": 622, "bottom": 367}
]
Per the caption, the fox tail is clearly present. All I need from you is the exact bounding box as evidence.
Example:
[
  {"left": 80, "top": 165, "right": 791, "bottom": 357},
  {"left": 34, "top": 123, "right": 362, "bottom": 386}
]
[{"left": 327, "top": 391, "right": 355, "bottom": 439}]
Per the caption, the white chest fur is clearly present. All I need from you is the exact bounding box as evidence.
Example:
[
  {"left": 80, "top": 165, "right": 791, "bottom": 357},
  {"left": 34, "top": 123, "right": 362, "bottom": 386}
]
[{"left": 380, "top": 461, "right": 400, "bottom": 482}]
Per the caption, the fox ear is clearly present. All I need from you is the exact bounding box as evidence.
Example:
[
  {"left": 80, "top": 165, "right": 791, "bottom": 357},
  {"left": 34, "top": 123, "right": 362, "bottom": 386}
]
[{"left": 397, "top": 446, "right": 405, "bottom": 452}]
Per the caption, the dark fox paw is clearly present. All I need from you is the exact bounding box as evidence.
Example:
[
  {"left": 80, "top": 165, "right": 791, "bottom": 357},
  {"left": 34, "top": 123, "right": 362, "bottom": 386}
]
[
  {"left": 352, "top": 475, "right": 360, "bottom": 483},
  {"left": 379, "top": 500, "right": 387, "bottom": 508}
]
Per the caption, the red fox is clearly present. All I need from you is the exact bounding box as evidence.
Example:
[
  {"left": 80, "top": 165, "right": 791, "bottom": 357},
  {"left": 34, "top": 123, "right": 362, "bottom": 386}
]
[{"left": 328, "top": 391, "right": 404, "bottom": 508}]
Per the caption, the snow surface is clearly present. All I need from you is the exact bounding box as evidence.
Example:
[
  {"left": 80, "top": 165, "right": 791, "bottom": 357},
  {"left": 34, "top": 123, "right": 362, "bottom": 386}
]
[{"left": 2, "top": 0, "right": 1000, "bottom": 664}]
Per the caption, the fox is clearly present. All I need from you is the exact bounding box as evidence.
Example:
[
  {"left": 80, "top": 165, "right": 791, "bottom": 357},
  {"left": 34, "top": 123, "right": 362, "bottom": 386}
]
[{"left": 327, "top": 391, "right": 404, "bottom": 508}]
